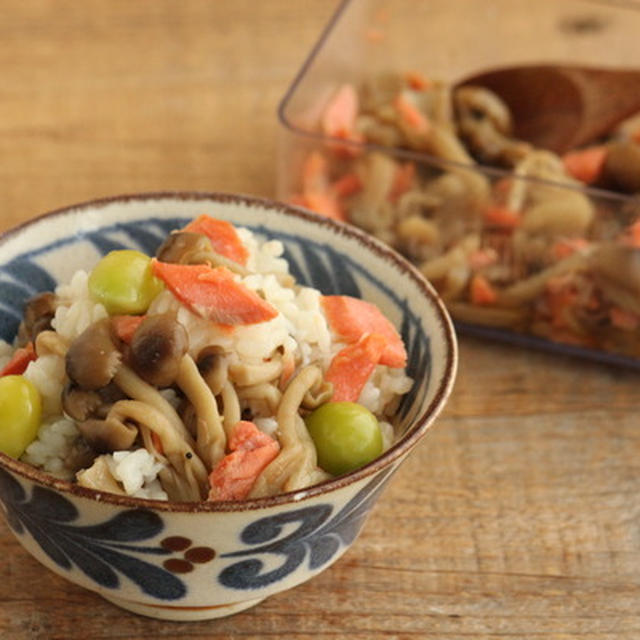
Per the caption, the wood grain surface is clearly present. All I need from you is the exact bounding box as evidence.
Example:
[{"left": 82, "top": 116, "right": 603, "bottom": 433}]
[{"left": 1, "top": 2, "right": 640, "bottom": 639}]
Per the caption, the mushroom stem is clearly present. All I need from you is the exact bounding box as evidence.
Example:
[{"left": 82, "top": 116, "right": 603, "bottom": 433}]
[
  {"left": 276, "top": 365, "right": 322, "bottom": 448},
  {"left": 196, "top": 345, "right": 228, "bottom": 395},
  {"left": 113, "top": 364, "right": 193, "bottom": 445},
  {"left": 156, "top": 231, "right": 252, "bottom": 276},
  {"left": 249, "top": 365, "right": 330, "bottom": 498},
  {"left": 113, "top": 399, "right": 209, "bottom": 501},
  {"left": 76, "top": 403, "right": 139, "bottom": 453},
  {"left": 219, "top": 381, "right": 242, "bottom": 439},
  {"left": 34, "top": 330, "right": 68, "bottom": 358},
  {"left": 76, "top": 455, "right": 126, "bottom": 495},
  {"left": 175, "top": 354, "right": 227, "bottom": 468},
  {"left": 302, "top": 380, "right": 334, "bottom": 410},
  {"left": 237, "top": 382, "right": 282, "bottom": 416},
  {"left": 228, "top": 358, "right": 283, "bottom": 387}
]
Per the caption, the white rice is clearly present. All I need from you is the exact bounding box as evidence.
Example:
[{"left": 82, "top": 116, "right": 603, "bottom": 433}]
[
  {"left": 360, "top": 365, "right": 414, "bottom": 416},
  {"left": 14, "top": 223, "right": 412, "bottom": 498},
  {"left": 379, "top": 420, "right": 395, "bottom": 451},
  {"left": 23, "top": 354, "right": 66, "bottom": 417},
  {"left": 253, "top": 416, "right": 279, "bottom": 437},
  {"left": 51, "top": 269, "right": 108, "bottom": 342},
  {"left": 21, "top": 417, "right": 80, "bottom": 480},
  {"left": 106, "top": 449, "right": 168, "bottom": 500}
]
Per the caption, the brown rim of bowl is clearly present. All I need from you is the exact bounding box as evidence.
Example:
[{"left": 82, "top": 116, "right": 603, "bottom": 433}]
[{"left": 0, "top": 190, "right": 458, "bottom": 513}]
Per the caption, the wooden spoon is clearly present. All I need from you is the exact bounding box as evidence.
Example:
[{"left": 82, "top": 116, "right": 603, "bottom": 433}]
[{"left": 457, "top": 64, "right": 640, "bottom": 154}]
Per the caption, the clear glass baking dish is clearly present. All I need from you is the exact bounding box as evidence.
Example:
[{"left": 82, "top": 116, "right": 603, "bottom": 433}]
[{"left": 277, "top": 0, "right": 640, "bottom": 368}]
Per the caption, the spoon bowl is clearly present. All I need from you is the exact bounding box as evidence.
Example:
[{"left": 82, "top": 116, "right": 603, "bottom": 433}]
[{"left": 458, "top": 64, "right": 640, "bottom": 154}]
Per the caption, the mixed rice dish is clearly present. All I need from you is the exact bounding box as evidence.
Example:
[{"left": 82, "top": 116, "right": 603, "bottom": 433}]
[
  {"left": 288, "top": 73, "right": 640, "bottom": 358},
  {"left": 0, "top": 214, "right": 412, "bottom": 502}
]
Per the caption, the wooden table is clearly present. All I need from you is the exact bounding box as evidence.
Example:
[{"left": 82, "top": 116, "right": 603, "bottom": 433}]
[{"left": 1, "top": 2, "right": 640, "bottom": 638}]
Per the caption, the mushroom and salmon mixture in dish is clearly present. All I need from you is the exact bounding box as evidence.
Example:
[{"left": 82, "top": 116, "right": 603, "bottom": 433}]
[
  {"left": 288, "top": 74, "right": 640, "bottom": 358},
  {"left": 0, "top": 215, "right": 412, "bottom": 501}
]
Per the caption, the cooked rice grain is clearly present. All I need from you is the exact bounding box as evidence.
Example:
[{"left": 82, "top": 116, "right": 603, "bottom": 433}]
[
  {"left": 106, "top": 449, "right": 168, "bottom": 500},
  {"left": 23, "top": 353, "right": 66, "bottom": 417},
  {"left": 51, "top": 270, "right": 108, "bottom": 342},
  {"left": 22, "top": 417, "right": 80, "bottom": 480}
]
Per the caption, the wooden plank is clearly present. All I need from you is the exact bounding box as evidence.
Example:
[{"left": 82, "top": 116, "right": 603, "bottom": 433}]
[{"left": 1, "top": 1, "right": 640, "bottom": 638}]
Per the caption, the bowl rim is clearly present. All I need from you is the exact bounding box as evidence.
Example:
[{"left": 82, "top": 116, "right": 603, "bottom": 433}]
[{"left": 0, "top": 190, "right": 458, "bottom": 513}]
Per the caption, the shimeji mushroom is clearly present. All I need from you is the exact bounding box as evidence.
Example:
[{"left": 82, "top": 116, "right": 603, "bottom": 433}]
[
  {"left": 76, "top": 402, "right": 139, "bottom": 453},
  {"left": 602, "top": 140, "right": 640, "bottom": 193},
  {"left": 248, "top": 365, "right": 330, "bottom": 498},
  {"left": 228, "top": 358, "right": 284, "bottom": 387},
  {"left": 175, "top": 354, "right": 227, "bottom": 470},
  {"left": 454, "top": 85, "right": 530, "bottom": 166},
  {"left": 114, "top": 399, "right": 209, "bottom": 501},
  {"left": 155, "top": 231, "right": 251, "bottom": 275},
  {"left": 127, "top": 314, "right": 229, "bottom": 469},
  {"left": 196, "top": 345, "right": 228, "bottom": 395},
  {"left": 17, "top": 292, "right": 58, "bottom": 346},
  {"left": 76, "top": 455, "right": 126, "bottom": 495},
  {"left": 129, "top": 313, "right": 189, "bottom": 388},
  {"left": 590, "top": 243, "right": 640, "bottom": 315},
  {"left": 65, "top": 318, "right": 122, "bottom": 391}
]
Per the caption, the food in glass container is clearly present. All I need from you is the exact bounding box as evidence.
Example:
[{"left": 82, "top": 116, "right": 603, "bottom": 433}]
[
  {"left": 0, "top": 215, "right": 412, "bottom": 501},
  {"left": 287, "top": 73, "right": 640, "bottom": 359}
]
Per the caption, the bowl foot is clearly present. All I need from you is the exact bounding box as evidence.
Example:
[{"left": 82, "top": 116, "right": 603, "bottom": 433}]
[{"left": 101, "top": 593, "right": 267, "bottom": 621}]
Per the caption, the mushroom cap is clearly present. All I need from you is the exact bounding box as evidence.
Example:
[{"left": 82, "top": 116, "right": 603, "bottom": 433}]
[
  {"left": 454, "top": 85, "right": 513, "bottom": 135},
  {"left": 65, "top": 318, "right": 122, "bottom": 390},
  {"left": 590, "top": 243, "right": 640, "bottom": 298},
  {"left": 129, "top": 313, "right": 189, "bottom": 387},
  {"left": 602, "top": 141, "right": 640, "bottom": 193},
  {"left": 77, "top": 414, "right": 138, "bottom": 454},
  {"left": 155, "top": 231, "right": 251, "bottom": 275},
  {"left": 62, "top": 384, "right": 104, "bottom": 422},
  {"left": 155, "top": 231, "right": 213, "bottom": 265},
  {"left": 62, "top": 381, "right": 126, "bottom": 422},
  {"left": 195, "top": 345, "right": 228, "bottom": 394},
  {"left": 18, "top": 291, "right": 58, "bottom": 345}
]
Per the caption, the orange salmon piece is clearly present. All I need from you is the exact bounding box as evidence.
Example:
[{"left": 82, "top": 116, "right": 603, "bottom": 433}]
[
  {"left": 551, "top": 237, "right": 591, "bottom": 260},
  {"left": 299, "top": 191, "right": 346, "bottom": 222},
  {"left": 331, "top": 172, "right": 363, "bottom": 198},
  {"left": 321, "top": 84, "right": 359, "bottom": 139},
  {"left": 562, "top": 146, "right": 608, "bottom": 185},
  {"left": 393, "top": 93, "right": 430, "bottom": 134},
  {"left": 182, "top": 214, "right": 249, "bottom": 266},
  {"left": 111, "top": 314, "right": 146, "bottom": 344},
  {"left": 301, "top": 151, "right": 330, "bottom": 194},
  {"left": 151, "top": 261, "right": 277, "bottom": 326},
  {"left": 208, "top": 420, "right": 280, "bottom": 501},
  {"left": 293, "top": 152, "right": 347, "bottom": 221},
  {"left": 325, "top": 333, "right": 388, "bottom": 402},
  {"left": 483, "top": 205, "right": 521, "bottom": 228},
  {"left": 321, "top": 295, "right": 407, "bottom": 368},
  {"left": 469, "top": 274, "right": 498, "bottom": 305},
  {"left": 405, "top": 70, "right": 431, "bottom": 91},
  {"left": 0, "top": 342, "right": 36, "bottom": 376},
  {"left": 389, "top": 161, "right": 416, "bottom": 202}
]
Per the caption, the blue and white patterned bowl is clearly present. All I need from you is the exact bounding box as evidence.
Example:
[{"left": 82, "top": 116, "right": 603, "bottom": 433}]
[{"left": 0, "top": 192, "right": 457, "bottom": 620}]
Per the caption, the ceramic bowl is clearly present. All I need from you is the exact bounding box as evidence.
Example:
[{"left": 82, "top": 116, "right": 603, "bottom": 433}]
[{"left": 0, "top": 192, "right": 457, "bottom": 620}]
